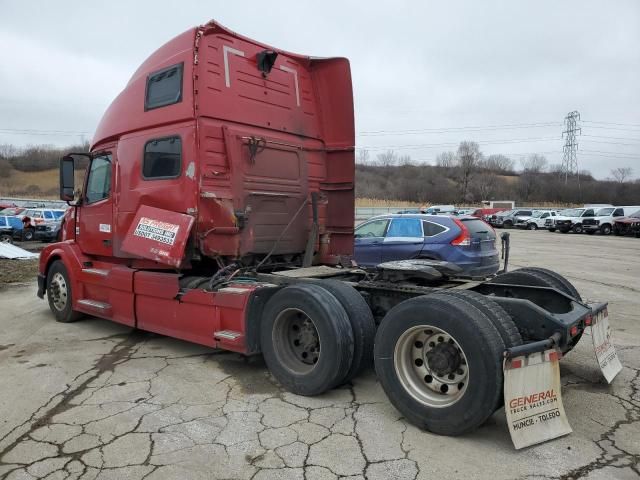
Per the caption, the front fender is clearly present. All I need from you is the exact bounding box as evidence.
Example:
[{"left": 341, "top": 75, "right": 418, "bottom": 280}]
[{"left": 38, "top": 241, "right": 90, "bottom": 303}]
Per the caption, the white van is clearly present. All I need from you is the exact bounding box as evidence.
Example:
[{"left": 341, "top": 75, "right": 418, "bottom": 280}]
[{"left": 423, "top": 205, "right": 456, "bottom": 215}]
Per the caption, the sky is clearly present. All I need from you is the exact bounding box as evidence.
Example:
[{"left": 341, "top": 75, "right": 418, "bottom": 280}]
[{"left": 0, "top": 0, "right": 639, "bottom": 179}]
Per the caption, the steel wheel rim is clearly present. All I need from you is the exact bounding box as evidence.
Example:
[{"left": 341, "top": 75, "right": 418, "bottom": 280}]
[
  {"left": 50, "top": 272, "right": 68, "bottom": 311},
  {"left": 394, "top": 325, "right": 469, "bottom": 408},
  {"left": 273, "top": 308, "right": 320, "bottom": 374}
]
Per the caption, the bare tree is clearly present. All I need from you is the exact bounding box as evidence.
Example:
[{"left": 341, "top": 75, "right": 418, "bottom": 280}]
[
  {"left": 610, "top": 167, "right": 633, "bottom": 183},
  {"left": 398, "top": 154, "right": 413, "bottom": 166},
  {"left": 436, "top": 151, "right": 457, "bottom": 168},
  {"left": 483, "top": 154, "right": 514, "bottom": 173},
  {"left": 356, "top": 149, "right": 370, "bottom": 165},
  {"left": 456, "top": 141, "right": 482, "bottom": 201},
  {"left": 376, "top": 150, "right": 397, "bottom": 167},
  {"left": 520, "top": 154, "right": 547, "bottom": 173}
]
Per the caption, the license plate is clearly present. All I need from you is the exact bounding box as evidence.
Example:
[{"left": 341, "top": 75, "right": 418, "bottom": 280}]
[
  {"left": 590, "top": 309, "right": 622, "bottom": 383},
  {"left": 503, "top": 349, "right": 572, "bottom": 449}
]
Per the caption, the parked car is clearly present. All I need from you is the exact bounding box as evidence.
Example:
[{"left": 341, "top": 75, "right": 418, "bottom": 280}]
[
  {"left": 613, "top": 210, "right": 640, "bottom": 237},
  {"left": 545, "top": 207, "right": 597, "bottom": 233},
  {"left": 582, "top": 206, "right": 640, "bottom": 235},
  {"left": 515, "top": 210, "right": 558, "bottom": 230},
  {"left": 470, "top": 208, "right": 508, "bottom": 220},
  {"left": 35, "top": 221, "right": 62, "bottom": 242},
  {"left": 0, "top": 207, "right": 25, "bottom": 217},
  {"left": 19, "top": 208, "right": 66, "bottom": 240},
  {"left": 490, "top": 209, "right": 534, "bottom": 228},
  {"left": 353, "top": 214, "right": 499, "bottom": 277},
  {"left": 423, "top": 205, "right": 456, "bottom": 215},
  {"left": 0, "top": 216, "right": 23, "bottom": 243}
]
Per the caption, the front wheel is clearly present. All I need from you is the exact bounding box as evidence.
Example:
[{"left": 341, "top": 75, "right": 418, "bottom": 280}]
[
  {"left": 527, "top": 223, "right": 537, "bottom": 230},
  {"left": 374, "top": 293, "right": 505, "bottom": 436},
  {"left": 600, "top": 224, "right": 612, "bottom": 235},
  {"left": 573, "top": 224, "right": 583, "bottom": 234},
  {"left": 0, "top": 234, "right": 12, "bottom": 243},
  {"left": 46, "top": 260, "right": 83, "bottom": 323},
  {"left": 23, "top": 228, "right": 35, "bottom": 241}
]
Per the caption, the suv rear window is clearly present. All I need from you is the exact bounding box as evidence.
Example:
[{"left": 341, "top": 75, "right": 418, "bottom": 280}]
[{"left": 462, "top": 219, "right": 495, "bottom": 239}]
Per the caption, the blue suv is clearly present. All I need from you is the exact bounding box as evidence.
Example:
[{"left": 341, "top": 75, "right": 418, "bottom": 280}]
[{"left": 354, "top": 214, "right": 499, "bottom": 277}]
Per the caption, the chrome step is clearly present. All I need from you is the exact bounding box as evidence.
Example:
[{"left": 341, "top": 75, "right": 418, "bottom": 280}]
[
  {"left": 77, "top": 299, "right": 112, "bottom": 311},
  {"left": 82, "top": 268, "right": 109, "bottom": 277},
  {"left": 214, "top": 330, "right": 243, "bottom": 340}
]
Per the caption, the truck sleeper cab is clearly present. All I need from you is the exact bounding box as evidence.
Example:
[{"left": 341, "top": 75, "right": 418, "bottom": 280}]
[{"left": 39, "top": 20, "right": 611, "bottom": 440}]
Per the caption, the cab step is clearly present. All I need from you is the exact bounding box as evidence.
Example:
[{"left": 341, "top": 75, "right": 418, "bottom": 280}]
[{"left": 77, "top": 299, "right": 112, "bottom": 315}]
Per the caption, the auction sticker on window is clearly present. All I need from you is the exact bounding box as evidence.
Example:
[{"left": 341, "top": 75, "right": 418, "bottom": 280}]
[
  {"left": 133, "top": 217, "right": 179, "bottom": 245},
  {"left": 591, "top": 308, "right": 622, "bottom": 383},
  {"left": 504, "top": 349, "right": 572, "bottom": 449}
]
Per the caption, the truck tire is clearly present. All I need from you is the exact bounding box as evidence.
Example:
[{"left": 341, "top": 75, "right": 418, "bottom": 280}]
[
  {"left": 23, "top": 228, "right": 35, "bottom": 241},
  {"left": 527, "top": 223, "right": 537, "bottom": 230},
  {"left": 433, "top": 290, "right": 522, "bottom": 411},
  {"left": 374, "top": 293, "right": 506, "bottom": 436},
  {"left": 260, "top": 283, "right": 354, "bottom": 396},
  {"left": 600, "top": 224, "right": 612, "bottom": 235},
  {"left": 0, "top": 234, "right": 12, "bottom": 243},
  {"left": 305, "top": 279, "right": 375, "bottom": 384},
  {"left": 498, "top": 267, "right": 581, "bottom": 301},
  {"left": 572, "top": 224, "right": 583, "bottom": 234},
  {"left": 46, "top": 260, "right": 83, "bottom": 323}
]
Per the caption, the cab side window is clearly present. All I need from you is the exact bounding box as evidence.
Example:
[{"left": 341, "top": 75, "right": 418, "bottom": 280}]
[
  {"left": 583, "top": 209, "right": 595, "bottom": 217},
  {"left": 143, "top": 137, "right": 182, "bottom": 179},
  {"left": 613, "top": 208, "right": 624, "bottom": 217},
  {"left": 86, "top": 155, "right": 112, "bottom": 204}
]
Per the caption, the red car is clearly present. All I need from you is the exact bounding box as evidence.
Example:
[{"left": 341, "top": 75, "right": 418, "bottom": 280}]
[
  {"left": 470, "top": 208, "right": 508, "bottom": 220},
  {"left": 613, "top": 210, "right": 640, "bottom": 237}
]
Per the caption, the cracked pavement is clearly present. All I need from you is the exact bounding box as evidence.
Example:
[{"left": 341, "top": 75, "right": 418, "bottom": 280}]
[{"left": 0, "top": 230, "right": 638, "bottom": 479}]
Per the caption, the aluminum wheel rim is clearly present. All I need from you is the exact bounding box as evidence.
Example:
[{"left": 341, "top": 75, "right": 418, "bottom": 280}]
[
  {"left": 394, "top": 325, "right": 469, "bottom": 408},
  {"left": 50, "top": 272, "right": 68, "bottom": 311},
  {"left": 272, "top": 308, "right": 320, "bottom": 374}
]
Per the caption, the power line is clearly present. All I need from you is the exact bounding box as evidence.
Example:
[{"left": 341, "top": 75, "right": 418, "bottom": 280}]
[
  {"left": 582, "top": 120, "right": 640, "bottom": 128},
  {"left": 357, "top": 136, "right": 560, "bottom": 151},
  {"left": 357, "top": 122, "right": 561, "bottom": 136}
]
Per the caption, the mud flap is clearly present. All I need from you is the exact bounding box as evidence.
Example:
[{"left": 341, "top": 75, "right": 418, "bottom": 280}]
[
  {"left": 503, "top": 349, "right": 572, "bottom": 449},
  {"left": 589, "top": 307, "right": 622, "bottom": 383}
]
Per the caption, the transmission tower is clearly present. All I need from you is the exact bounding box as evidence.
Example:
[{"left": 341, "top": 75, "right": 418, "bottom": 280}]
[{"left": 561, "top": 111, "right": 581, "bottom": 184}]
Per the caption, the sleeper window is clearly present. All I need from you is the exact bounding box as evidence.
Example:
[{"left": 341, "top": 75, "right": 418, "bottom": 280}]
[
  {"left": 145, "top": 63, "right": 183, "bottom": 110},
  {"left": 143, "top": 137, "right": 182, "bottom": 179}
]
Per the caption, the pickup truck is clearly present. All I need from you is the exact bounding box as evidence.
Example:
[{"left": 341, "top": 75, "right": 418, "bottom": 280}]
[
  {"left": 582, "top": 206, "right": 640, "bottom": 235},
  {"left": 545, "top": 207, "right": 597, "bottom": 233},
  {"left": 489, "top": 209, "right": 533, "bottom": 228},
  {"left": 514, "top": 210, "right": 557, "bottom": 230}
]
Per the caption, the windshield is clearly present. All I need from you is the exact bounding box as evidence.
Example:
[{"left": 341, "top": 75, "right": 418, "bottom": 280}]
[
  {"left": 596, "top": 208, "right": 614, "bottom": 216},
  {"left": 531, "top": 211, "right": 545, "bottom": 218},
  {"left": 559, "top": 208, "right": 584, "bottom": 217}
]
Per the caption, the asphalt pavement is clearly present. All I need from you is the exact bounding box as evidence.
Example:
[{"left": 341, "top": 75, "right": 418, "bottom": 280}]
[{"left": 0, "top": 229, "right": 638, "bottom": 479}]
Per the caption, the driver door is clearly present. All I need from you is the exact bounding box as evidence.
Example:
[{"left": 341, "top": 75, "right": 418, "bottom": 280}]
[{"left": 77, "top": 152, "right": 114, "bottom": 257}]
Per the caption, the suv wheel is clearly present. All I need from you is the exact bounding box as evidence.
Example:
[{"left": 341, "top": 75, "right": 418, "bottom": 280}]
[
  {"left": 23, "top": 228, "right": 35, "bottom": 241},
  {"left": 527, "top": 223, "right": 537, "bottom": 230},
  {"left": 572, "top": 224, "right": 583, "bottom": 234}
]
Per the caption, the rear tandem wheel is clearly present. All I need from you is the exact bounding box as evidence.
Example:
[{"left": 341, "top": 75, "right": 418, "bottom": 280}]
[{"left": 374, "top": 293, "right": 506, "bottom": 436}]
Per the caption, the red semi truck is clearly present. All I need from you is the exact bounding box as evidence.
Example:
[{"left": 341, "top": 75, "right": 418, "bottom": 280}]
[{"left": 39, "top": 20, "right": 616, "bottom": 444}]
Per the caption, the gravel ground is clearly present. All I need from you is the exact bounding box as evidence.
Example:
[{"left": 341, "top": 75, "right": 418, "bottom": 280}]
[{"left": 0, "top": 230, "right": 638, "bottom": 479}]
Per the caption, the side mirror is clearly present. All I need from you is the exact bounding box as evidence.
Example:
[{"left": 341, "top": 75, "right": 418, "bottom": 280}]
[{"left": 60, "top": 156, "right": 75, "bottom": 202}]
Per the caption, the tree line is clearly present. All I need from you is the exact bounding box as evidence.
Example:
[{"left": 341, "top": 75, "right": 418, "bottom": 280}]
[{"left": 356, "top": 141, "right": 639, "bottom": 205}]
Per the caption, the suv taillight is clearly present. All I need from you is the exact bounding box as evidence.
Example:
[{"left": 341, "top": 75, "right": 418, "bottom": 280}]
[{"left": 451, "top": 218, "right": 471, "bottom": 246}]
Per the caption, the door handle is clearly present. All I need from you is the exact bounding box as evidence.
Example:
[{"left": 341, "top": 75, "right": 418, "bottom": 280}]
[{"left": 102, "top": 239, "right": 112, "bottom": 246}]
